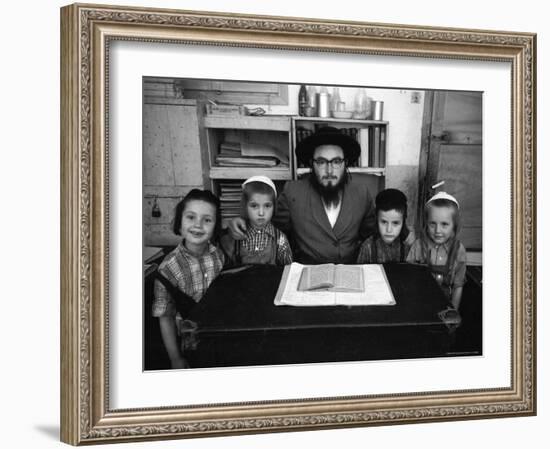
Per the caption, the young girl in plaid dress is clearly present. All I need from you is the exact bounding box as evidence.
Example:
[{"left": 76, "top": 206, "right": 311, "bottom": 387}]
[
  {"left": 406, "top": 192, "right": 467, "bottom": 310},
  {"left": 221, "top": 175, "right": 292, "bottom": 266},
  {"left": 152, "top": 189, "right": 225, "bottom": 369}
]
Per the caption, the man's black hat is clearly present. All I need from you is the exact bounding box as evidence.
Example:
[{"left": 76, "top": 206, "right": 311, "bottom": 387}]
[{"left": 295, "top": 126, "right": 361, "bottom": 165}]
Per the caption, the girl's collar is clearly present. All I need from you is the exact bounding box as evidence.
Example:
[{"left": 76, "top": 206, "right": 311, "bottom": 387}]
[
  {"left": 179, "top": 239, "right": 213, "bottom": 257},
  {"left": 426, "top": 236, "right": 455, "bottom": 250}
]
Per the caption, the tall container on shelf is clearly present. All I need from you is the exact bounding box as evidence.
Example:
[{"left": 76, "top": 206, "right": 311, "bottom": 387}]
[
  {"left": 298, "top": 84, "right": 308, "bottom": 116},
  {"left": 330, "top": 87, "right": 341, "bottom": 116},
  {"left": 372, "top": 101, "right": 384, "bottom": 120},
  {"left": 353, "top": 88, "right": 371, "bottom": 119},
  {"left": 318, "top": 87, "right": 330, "bottom": 118}
]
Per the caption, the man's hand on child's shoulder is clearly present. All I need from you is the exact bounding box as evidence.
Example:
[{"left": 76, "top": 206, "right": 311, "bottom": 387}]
[{"left": 227, "top": 217, "right": 247, "bottom": 240}]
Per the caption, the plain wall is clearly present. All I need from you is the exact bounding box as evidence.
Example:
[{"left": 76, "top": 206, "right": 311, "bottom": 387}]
[{"left": 1, "top": 1, "right": 546, "bottom": 449}]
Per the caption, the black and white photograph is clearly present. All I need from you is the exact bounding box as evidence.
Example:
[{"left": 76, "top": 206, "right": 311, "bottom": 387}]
[{"left": 142, "top": 78, "right": 483, "bottom": 370}]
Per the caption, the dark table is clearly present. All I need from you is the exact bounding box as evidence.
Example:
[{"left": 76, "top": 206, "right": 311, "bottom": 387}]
[{"left": 185, "top": 263, "right": 455, "bottom": 368}]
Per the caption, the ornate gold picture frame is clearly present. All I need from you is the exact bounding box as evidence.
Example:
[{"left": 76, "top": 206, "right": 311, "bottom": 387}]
[{"left": 60, "top": 3, "right": 536, "bottom": 445}]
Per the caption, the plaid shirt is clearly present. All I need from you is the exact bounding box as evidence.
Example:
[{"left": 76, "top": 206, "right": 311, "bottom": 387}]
[
  {"left": 356, "top": 235, "right": 410, "bottom": 264},
  {"left": 241, "top": 222, "right": 293, "bottom": 265},
  {"left": 152, "top": 241, "right": 225, "bottom": 318},
  {"left": 406, "top": 237, "right": 467, "bottom": 288}
]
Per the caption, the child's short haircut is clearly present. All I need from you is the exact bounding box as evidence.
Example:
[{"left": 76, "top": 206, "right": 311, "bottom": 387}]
[
  {"left": 240, "top": 181, "right": 277, "bottom": 218},
  {"left": 375, "top": 188, "right": 409, "bottom": 242},
  {"left": 424, "top": 198, "right": 461, "bottom": 234},
  {"left": 172, "top": 189, "right": 221, "bottom": 237}
]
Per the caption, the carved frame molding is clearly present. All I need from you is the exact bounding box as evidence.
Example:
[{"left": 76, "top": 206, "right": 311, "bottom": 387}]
[{"left": 60, "top": 3, "right": 536, "bottom": 445}]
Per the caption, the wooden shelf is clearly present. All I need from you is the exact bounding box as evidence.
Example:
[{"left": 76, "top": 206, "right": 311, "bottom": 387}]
[
  {"left": 203, "top": 115, "right": 291, "bottom": 131},
  {"left": 293, "top": 117, "right": 389, "bottom": 125},
  {"left": 296, "top": 167, "right": 385, "bottom": 177},
  {"left": 209, "top": 167, "right": 292, "bottom": 180}
]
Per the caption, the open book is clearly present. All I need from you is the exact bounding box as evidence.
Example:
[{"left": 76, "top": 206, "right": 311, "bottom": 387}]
[
  {"left": 297, "top": 264, "right": 364, "bottom": 292},
  {"left": 275, "top": 263, "right": 396, "bottom": 307}
]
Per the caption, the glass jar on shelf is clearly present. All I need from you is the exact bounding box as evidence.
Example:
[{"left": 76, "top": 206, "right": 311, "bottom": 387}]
[
  {"left": 330, "top": 87, "right": 341, "bottom": 115},
  {"left": 353, "top": 88, "right": 372, "bottom": 119}
]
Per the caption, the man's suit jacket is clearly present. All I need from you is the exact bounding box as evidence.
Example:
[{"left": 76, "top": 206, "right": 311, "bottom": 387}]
[{"left": 273, "top": 174, "right": 376, "bottom": 264}]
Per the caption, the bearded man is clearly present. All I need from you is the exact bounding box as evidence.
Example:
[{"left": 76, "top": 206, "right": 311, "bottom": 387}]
[{"left": 227, "top": 126, "right": 376, "bottom": 264}]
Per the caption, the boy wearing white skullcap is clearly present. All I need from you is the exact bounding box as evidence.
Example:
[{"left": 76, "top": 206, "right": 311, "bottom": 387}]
[
  {"left": 221, "top": 176, "right": 292, "bottom": 266},
  {"left": 407, "top": 192, "right": 467, "bottom": 311}
]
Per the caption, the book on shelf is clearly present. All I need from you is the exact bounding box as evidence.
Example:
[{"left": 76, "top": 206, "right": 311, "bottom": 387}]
[
  {"left": 298, "top": 263, "right": 364, "bottom": 292},
  {"left": 216, "top": 141, "right": 289, "bottom": 168},
  {"left": 216, "top": 156, "right": 279, "bottom": 167},
  {"left": 219, "top": 196, "right": 241, "bottom": 203},
  {"left": 221, "top": 212, "right": 241, "bottom": 218},
  {"left": 218, "top": 182, "right": 241, "bottom": 189},
  {"left": 219, "top": 141, "right": 241, "bottom": 155},
  {"left": 358, "top": 128, "right": 370, "bottom": 167},
  {"left": 372, "top": 126, "right": 381, "bottom": 168},
  {"left": 274, "top": 262, "right": 396, "bottom": 307},
  {"left": 218, "top": 182, "right": 243, "bottom": 218},
  {"left": 379, "top": 126, "right": 386, "bottom": 167},
  {"left": 241, "top": 142, "right": 289, "bottom": 165}
]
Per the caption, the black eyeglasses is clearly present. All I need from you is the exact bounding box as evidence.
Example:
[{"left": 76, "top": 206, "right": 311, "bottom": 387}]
[{"left": 312, "top": 157, "right": 345, "bottom": 169}]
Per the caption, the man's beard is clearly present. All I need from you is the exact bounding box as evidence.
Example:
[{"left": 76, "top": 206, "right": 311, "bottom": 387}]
[{"left": 309, "top": 170, "right": 349, "bottom": 207}]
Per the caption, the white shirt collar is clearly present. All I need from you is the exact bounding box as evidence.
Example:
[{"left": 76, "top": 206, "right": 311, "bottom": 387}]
[{"left": 323, "top": 201, "right": 341, "bottom": 228}]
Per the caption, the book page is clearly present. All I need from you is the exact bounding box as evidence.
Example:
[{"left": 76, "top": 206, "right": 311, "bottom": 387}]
[
  {"left": 275, "top": 263, "right": 395, "bottom": 307},
  {"left": 298, "top": 264, "right": 335, "bottom": 291},
  {"left": 333, "top": 265, "right": 364, "bottom": 292},
  {"left": 335, "top": 265, "right": 395, "bottom": 306},
  {"left": 276, "top": 263, "right": 336, "bottom": 306}
]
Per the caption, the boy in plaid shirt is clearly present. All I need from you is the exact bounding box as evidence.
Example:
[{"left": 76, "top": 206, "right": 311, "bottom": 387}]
[{"left": 221, "top": 176, "right": 292, "bottom": 266}]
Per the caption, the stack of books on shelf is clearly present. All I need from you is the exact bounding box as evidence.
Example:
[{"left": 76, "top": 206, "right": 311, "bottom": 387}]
[
  {"left": 358, "top": 126, "right": 386, "bottom": 168},
  {"left": 218, "top": 182, "right": 243, "bottom": 219},
  {"left": 216, "top": 141, "right": 289, "bottom": 168}
]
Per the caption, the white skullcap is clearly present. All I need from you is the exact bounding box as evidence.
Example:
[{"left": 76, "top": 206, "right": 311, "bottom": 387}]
[
  {"left": 242, "top": 175, "right": 277, "bottom": 197},
  {"left": 427, "top": 191, "right": 459, "bottom": 209}
]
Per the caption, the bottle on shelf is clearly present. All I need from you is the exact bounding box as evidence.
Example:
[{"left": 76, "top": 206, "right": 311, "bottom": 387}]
[
  {"left": 353, "top": 88, "right": 372, "bottom": 120},
  {"left": 298, "top": 85, "right": 308, "bottom": 117},
  {"left": 318, "top": 87, "right": 330, "bottom": 118},
  {"left": 330, "top": 87, "right": 341, "bottom": 115}
]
